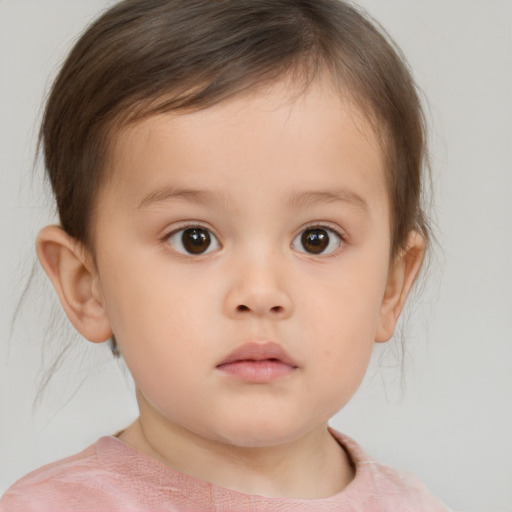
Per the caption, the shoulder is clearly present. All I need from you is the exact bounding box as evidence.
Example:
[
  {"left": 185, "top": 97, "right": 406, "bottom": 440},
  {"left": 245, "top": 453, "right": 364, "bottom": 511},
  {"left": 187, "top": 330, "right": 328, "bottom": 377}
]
[
  {"left": 0, "top": 438, "right": 125, "bottom": 512},
  {"left": 330, "top": 429, "right": 452, "bottom": 512}
]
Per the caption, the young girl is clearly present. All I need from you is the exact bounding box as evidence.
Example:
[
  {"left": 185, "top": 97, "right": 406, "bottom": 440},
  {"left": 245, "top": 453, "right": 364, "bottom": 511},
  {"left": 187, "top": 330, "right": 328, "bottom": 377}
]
[{"left": 1, "top": 0, "right": 451, "bottom": 510}]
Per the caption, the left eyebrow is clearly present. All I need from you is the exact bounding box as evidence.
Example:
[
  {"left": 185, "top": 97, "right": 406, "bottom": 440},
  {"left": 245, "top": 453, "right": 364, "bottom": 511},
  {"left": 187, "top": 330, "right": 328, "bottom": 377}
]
[{"left": 287, "top": 189, "right": 370, "bottom": 214}]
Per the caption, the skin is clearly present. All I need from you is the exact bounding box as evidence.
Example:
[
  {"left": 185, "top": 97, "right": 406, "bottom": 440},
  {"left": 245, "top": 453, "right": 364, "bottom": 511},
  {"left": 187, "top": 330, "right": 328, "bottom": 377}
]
[{"left": 37, "top": 78, "right": 425, "bottom": 499}]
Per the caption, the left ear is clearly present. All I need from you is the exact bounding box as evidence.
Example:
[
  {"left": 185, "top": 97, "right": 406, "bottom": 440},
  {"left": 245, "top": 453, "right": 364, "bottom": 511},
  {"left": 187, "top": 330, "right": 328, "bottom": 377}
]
[{"left": 376, "top": 231, "right": 426, "bottom": 343}]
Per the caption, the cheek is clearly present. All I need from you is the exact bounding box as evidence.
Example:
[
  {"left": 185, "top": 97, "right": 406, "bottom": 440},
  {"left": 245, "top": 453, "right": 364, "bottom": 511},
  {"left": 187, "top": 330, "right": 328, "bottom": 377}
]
[
  {"left": 109, "top": 279, "right": 209, "bottom": 346},
  {"left": 303, "top": 252, "right": 388, "bottom": 339},
  {"left": 297, "top": 249, "right": 389, "bottom": 392},
  {"left": 98, "top": 247, "right": 215, "bottom": 358},
  {"left": 102, "top": 268, "right": 215, "bottom": 408},
  {"left": 300, "top": 298, "right": 378, "bottom": 421}
]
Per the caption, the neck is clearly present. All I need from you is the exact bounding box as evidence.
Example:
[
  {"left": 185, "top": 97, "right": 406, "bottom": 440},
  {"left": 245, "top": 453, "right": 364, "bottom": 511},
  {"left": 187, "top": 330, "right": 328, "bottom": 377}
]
[{"left": 118, "top": 410, "right": 354, "bottom": 499}]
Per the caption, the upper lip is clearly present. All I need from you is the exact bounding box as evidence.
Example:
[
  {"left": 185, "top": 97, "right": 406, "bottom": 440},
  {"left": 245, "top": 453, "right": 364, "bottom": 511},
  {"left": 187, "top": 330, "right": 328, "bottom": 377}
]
[{"left": 216, "top": 342, "right": 298, "bottom": 368}]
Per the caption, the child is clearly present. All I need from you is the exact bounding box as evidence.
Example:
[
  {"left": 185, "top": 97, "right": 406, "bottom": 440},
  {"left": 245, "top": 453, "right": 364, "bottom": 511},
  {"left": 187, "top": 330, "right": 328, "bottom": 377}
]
[{"left": 1, "top": 0, "right": 451, "bottom": 510}]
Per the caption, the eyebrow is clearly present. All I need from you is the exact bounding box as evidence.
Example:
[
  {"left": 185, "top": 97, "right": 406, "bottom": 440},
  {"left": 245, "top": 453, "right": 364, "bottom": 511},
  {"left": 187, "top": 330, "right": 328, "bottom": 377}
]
[
  {"left": 138, "top": 185, "right": 369, "bottom": 214},
  {"left": 138, "top": 186, "right": 226, "bottom": 209},
  {"left": 287, "top": 189, "right": 369, "bottom": 214}
]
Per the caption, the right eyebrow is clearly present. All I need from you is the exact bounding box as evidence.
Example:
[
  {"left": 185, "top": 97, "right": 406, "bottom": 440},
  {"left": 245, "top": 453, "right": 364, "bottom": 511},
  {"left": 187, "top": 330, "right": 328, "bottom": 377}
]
[{"left": 138, "top": 185, "right": 228, "bottom": 209}]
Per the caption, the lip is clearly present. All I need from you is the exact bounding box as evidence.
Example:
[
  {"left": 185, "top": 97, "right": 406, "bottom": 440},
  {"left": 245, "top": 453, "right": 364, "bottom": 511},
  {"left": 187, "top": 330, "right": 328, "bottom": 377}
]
[{"left": 216, "top": 342, "right": 298, "bottom": 383}]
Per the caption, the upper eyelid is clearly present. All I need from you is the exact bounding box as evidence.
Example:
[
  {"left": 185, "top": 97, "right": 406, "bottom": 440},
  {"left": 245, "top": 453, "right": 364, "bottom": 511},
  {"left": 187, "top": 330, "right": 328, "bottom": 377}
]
[
  {"left": 294, "top": 222, "right": 347, "bottom": 240},
  {"left": 163, "top": 222, "right": 221, "bottom": 241}
]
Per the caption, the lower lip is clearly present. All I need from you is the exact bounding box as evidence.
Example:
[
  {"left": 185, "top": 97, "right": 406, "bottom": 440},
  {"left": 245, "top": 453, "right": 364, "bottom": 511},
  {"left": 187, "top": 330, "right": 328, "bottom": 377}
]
[{"left": 217, "top": 360, "right": 297, "bottom": 382}]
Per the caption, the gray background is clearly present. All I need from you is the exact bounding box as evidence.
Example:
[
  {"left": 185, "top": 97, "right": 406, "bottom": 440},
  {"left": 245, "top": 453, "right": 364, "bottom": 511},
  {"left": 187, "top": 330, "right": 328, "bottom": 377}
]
[{"left": 1, "top": 1, "right": 511, "bottom": 510}]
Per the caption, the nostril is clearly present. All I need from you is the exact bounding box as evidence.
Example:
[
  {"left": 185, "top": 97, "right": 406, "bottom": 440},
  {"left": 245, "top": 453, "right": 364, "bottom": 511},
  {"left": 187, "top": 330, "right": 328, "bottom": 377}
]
[{"left": 235, "top": 304, "right": 284, "bottom": 314}]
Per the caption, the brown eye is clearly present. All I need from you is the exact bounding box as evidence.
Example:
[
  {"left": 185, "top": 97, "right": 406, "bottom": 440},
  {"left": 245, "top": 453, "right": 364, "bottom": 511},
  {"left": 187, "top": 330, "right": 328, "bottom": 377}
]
[
  {"left": 167, "top": 227, "right": 220, "bottom": 255},
  {"left": 292, "top": 227, "right": 342, "bottom": 255}
]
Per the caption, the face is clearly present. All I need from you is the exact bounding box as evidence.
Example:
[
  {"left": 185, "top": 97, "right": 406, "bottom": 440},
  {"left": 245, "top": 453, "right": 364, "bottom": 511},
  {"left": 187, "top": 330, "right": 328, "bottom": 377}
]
[{"left": 92, "top": 79, "right": 394, "bottom": 448}]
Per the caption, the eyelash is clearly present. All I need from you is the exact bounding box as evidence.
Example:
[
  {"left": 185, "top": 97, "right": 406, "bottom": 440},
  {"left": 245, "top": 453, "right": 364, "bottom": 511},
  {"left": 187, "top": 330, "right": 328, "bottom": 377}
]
[
  {"left": 162, "top": 222, "right": 347, "bottom": 256},
  {"left": 292, "top": 222, "right": 346, "bottom": 257},
  {"left": 162, "top": 223, "right": 221, "bottom": 256}
]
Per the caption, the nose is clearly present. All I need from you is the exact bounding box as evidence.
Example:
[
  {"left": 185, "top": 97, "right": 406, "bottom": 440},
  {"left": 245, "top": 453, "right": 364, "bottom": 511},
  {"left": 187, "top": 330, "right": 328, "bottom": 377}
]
[{"left": 223, "top": 253, "right": 293, "bottom": 320}]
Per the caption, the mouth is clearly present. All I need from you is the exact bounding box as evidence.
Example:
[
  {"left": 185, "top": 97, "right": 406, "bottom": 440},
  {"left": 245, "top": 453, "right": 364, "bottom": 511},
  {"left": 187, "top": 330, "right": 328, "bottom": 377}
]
[{"left": 216, "top": 342, "right": 298, "bottom": 383}]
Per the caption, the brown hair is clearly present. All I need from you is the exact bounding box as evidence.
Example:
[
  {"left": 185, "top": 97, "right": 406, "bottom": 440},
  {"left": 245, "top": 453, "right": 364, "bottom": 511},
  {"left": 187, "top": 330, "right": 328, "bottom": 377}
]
[{"left": 40, "top": 0, "right": 431, "bottom": 357}]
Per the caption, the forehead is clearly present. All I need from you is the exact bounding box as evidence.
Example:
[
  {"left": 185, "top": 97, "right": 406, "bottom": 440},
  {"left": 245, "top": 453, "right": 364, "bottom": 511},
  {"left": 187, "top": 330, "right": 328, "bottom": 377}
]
[{"left": 101, "top": 79, "right": 388, "bottom": 218}]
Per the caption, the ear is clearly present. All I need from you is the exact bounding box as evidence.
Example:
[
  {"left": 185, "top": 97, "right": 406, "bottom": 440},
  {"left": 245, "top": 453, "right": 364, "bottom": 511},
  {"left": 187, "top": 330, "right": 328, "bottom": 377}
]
[
  {"left": 36, "top": 225, "right": 113, "bottom": 343},
  {"left": 375, "top": 231, "right": 426, "bottom": 343}
]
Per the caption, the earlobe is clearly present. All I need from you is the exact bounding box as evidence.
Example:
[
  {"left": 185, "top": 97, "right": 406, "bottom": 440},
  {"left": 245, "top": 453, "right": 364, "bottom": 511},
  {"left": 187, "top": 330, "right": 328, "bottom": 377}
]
[
  {"left": 375, "top": 231, "right": 426, "bottom": 343},
  {"left": 36, "top": 225, "right": 113, "bottom": 343}
]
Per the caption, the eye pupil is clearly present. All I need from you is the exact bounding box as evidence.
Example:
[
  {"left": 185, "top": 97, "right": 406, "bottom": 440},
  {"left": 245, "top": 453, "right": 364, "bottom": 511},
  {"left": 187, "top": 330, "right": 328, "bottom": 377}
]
[
  {"left": 301, "top": 229, "right": 329, "bottom": 254},
  {"left": 182, "top": 228, "right": 211, "bottom": 254}
]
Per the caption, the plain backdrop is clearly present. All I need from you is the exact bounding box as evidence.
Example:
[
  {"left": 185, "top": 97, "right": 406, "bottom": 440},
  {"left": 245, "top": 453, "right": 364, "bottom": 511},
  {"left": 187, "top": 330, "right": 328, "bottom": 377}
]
[{"left": 1, "top": 1, "right": 511, "bottom": 511}]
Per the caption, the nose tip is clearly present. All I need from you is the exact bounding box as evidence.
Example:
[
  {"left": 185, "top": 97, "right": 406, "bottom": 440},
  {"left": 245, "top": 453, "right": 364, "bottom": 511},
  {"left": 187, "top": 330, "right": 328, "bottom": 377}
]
[{"left": 224, "top": 261, "right": 293, "bottom": 320}]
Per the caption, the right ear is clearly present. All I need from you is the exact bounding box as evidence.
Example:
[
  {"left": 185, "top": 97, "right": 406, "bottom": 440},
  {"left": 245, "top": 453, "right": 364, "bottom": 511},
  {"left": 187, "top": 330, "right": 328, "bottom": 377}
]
[{"left": 36, "top": 225, "right": 113, "bottom": 343}]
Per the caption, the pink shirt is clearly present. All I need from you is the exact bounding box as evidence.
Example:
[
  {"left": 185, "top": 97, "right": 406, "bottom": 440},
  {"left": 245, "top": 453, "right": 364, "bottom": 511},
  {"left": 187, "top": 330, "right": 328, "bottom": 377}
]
[{"left": 1, "top": 430, "right": 450, "bottom": 511}]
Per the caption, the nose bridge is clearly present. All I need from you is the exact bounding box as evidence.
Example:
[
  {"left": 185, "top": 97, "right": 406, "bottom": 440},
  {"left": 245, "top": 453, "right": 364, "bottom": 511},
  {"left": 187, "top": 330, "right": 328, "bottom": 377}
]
[{"left": 224, "top": 241, "right": 293, "bottom": 319}]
